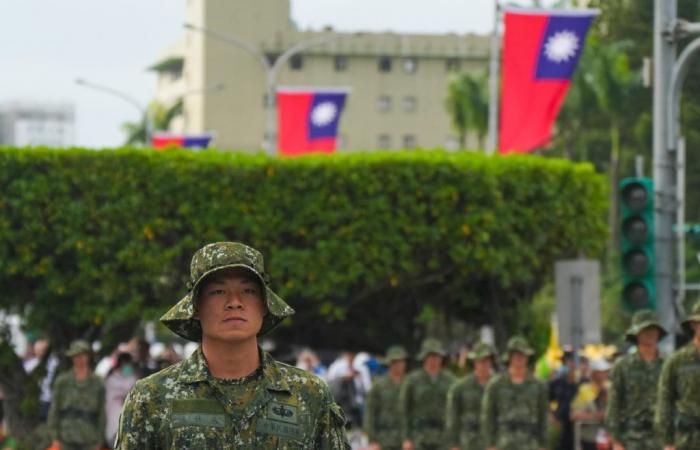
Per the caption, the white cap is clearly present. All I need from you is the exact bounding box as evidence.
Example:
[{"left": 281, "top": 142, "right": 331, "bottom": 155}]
[{"left": 590, "top": 358, "right": 611, "bottom": 372}]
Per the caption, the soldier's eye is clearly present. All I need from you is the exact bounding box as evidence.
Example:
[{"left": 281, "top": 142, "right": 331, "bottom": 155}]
[{"left": 208, "top": 289, "right": 226, "bottom": 296}]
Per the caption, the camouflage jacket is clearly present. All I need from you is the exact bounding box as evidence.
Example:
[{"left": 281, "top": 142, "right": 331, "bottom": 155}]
[
  {"left": 47, "top": 370, "right": 106, "bottom": 446},
  {"left": 605, "top": 352, "right": 663, "bottom": 445},
  {"left": 362, "top": 375, "right": 403, "bottom": 449},
  {"left": 445, "top": 374, "right": 489, "bottom": 450},
  {"left": 655, "top": 343, "right": 700, "bottom": 448},
  {"left": 114, "top": 347, "right": 349, "bottom": 449},
  {"left": 481, "top": 373, "right": 548, "bottom": 450},
  {"left": 398, "top": 369, "right": 455, "bottom": 447}
]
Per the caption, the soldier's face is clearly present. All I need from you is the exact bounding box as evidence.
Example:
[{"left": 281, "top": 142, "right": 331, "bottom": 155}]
[
  {"left": 197, "top": 268, "right": 266, "bottom": 344},
  {"left": 637, "top": 326, "right": 661, "bottom": 346},
  {"left": 474, "top": 356, "right": 492, "bottom": 375},
  {"left": 509, "top": 352, "right": 529, "bottom": 370},
  {"left": 691, "top": 321, "right": 700, "bottom": 337},
  {"left": 423, "top": 353, "right": 443, "bottom": 373},
  {"left": 389, "top": 359, "right": 407, "bottom": 377}
]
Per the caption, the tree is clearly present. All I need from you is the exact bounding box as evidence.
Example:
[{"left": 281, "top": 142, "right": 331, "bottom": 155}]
[
  {"left": 445, "top": 72, "right": 489, "bottom": 149},
  {"left": 122, "top": 99, "right": 183, "bottom": 146}
]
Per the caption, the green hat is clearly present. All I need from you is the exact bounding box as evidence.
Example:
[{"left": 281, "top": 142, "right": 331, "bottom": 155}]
[
  {"left": 681, "top": 300, "right": 700, "bottom": 335},
  {"left": 66, "top": 339, "right": 91, "bottom": 357},
  {"left": 502, "top": 336, "right": 534, "bottom": 362},
  {"left": 625, "top": 309, "right": 668, "bottom": 342},
  {"left": 468, "top": 342, "right": 497, "bottom": 360},
  {"left": 160, "top": 242, "right": 295, "bottom": 341},
  {"left": 380, "top": 345, "right": 409, "bottom": 365},
  {"left": 416, "top": 337, "right": 446, "bottom": 361}
]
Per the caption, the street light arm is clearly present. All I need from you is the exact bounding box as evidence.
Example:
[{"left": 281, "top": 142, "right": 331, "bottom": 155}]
[
  {"left": 183, "top": 23, "right": 271, "bottom": 72},
  {"left": 74, "top": 78, "right": 146, "bottom": 117}
]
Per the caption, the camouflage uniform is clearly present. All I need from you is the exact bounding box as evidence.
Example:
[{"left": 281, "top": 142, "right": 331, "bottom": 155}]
[
  {"left": 481, "top": 336, "right": 547, "bottom": 450},
  {"left": 655, "top": 300, "right": 700, "bottom": 450},
  {"left": 399, "top": 338, "right": 455, "bottom": 450},
  {"left": 115, "top": 242, "right": 350, "bottom": 449},
  {"left": 48, "top": 340, "right": 106, "bottom": 450},
  {"left": 363, "top": 346, "right": 408, "bottom": 450},
  {"left": 605, "top": 310, "right": 666, "bottom": 450},
  {"left": 445, "top": 342, "right": 496, "bottom": 450}
]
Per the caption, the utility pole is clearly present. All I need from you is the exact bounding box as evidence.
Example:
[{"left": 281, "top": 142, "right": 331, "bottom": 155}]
[{"left": 486, "top": 0, "right": 501, "bottom": 154}]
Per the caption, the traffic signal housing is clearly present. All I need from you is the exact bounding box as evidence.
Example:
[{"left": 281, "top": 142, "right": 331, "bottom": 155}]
[{"left": 620, "top": 177, "right": 655, "bottom": 311}]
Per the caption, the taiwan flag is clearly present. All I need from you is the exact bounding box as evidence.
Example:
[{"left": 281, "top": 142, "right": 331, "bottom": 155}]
[
  {"left": 499, "top": 8, "right": 598, "bottom": 154},
  {"left": 151, "top": 133, "right": 213, "bottom": 150},
  {"left": 277, "top": 88, "right": 348, "bottom": 156}
]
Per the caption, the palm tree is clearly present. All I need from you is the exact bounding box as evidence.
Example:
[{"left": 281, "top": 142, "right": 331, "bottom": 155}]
[
  {"left": 445, "top": 72, "right": 489, "bottom": 150},
  {"left": 121, "top": 99, "right": 183, "bottom": 146}
]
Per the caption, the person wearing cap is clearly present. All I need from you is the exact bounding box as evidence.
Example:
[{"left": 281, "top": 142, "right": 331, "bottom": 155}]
[
  {"left": 114, "top": 242, "right": 349, "bottom": 449},
  {"left": 399, "top": 337, "right": 455, "bottom": 450},
  {"left": 571, "top": 358, "right": 612, "bottom": 450},
  {"left": 655, "top": 299, "right": 700, "bottom": 450},
  {"left": 363, "top": 345, "right": 409, "bottom": 450},
  {"left": 445, "top": 342, "right": 496, "bottom": 450},
  {"left": 605, "top": 309, "right": 666, "bottom": 450},
  {"left": 548, "top": 348, "right": 580, "bottom": 450},
  {"left": 481, "top": 336, "right": 547, "bottom": 450},
  {"left": 48, "top": 339, "right": 106, "bottom": 450}
]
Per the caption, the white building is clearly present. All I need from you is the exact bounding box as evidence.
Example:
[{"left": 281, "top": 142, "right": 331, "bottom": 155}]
[{"left": 0, "top": 102, "right": 75, "bottom": 147}]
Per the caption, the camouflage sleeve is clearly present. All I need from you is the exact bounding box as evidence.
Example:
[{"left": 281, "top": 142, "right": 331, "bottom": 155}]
[
  {"left": 113, "top": 381, "right": 158, "bottom": 450},
  {"left": 314, "top": 401, "right": 351, "bottom": 450},
  {"left": 605, "top": 360, "right": 624, "bottom": 441},
  {"left": 481, "top": 379, "right": 497, "bottom": 448},
  {"left": 362, "top": 384, "right": 377, "bottom": 443},
  {"left": 398, "top": 377, "right": 412, "bottom": 442},
  {"left": 47, "top": 375, "right": 63, "bottom": 441},
  {"left": 537, "top": 381, "right": 548, "bottom": 448},
  {"left": 654, "top": 356, "right": 676, "bottom": 446},
  {"left": 445, "top": 382, "right": 460, "bottom": 447}
]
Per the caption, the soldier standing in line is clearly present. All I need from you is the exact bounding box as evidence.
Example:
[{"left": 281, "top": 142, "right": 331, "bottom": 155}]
[
  {"left": 655, "top": 299, "right": 700, "bottom": 450},
  {"left": 481, "top": 336, "right": 548, "bottom": 450},
  {"left": 48, "top": 339, "right": 106, "bottom": 450},
  {"left": 605, "top": 309, "right": 666, "bottom": 450},
  {"left": 399, "top": 337, "right": 455, "bottom": 450},
  {"left": 115, "top": 242, "right": 349, "bottom": 449},
  {"left": 363, "top": 345, "right": 409, "bottom": 450},
  {"left": 446, "top": 342, "right": 496, "bottom": 450}
]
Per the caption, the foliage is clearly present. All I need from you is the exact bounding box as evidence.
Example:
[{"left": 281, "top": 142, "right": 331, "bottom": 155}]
[
  {"left": 445, "top": 72, "right": 489, "bottom": 149},
  {"left": 0, "top": 147, "right": 607, "bottom": 352},
  {"left": 122, "top": 99, "right": 183, "bottom": 146}
]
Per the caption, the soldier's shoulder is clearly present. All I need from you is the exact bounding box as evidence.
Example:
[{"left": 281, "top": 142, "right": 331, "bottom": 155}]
[
  {"left": 127, "top": 360, "right": 187, "bottom": 399},
  {"left": 449, "top": 374, "right": 473, "bottom": 390},
  {"left": 270, "top": 360, "right": 333, "bottom": 401},
  {"left": 669, "top": 343, "right": 698, "bottom": 363},
  {"left": 403, "top": 369, "right": 425, "bottom": 383},
  {"left": 485, "top": 372, "right": 507, "bottom": 389}
]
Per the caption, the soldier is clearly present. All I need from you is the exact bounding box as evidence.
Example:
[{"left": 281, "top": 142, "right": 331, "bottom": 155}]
[
  {"left": 481, "top": 336, "right": 547, "bottom": 450},
  {"left": 399, "top": 337, "right": 455, "bottom": 450},
  {"left": 446, "top": 342, "right": 496, "bottom": 450},
  {"left": 115, "top": 242, "right": 349, "bottom": 449},
  {"left": 48, "top": 339, "right": 106, "bottom": 450},
  {"left": 605, "top": 309, "right": 666, "bottom": 450},
  {"left": 363, "top": 345, "right": 409, "bottom": 450},
  {"left": 656, "top": 299, "right": 700, "bottom": 450}
]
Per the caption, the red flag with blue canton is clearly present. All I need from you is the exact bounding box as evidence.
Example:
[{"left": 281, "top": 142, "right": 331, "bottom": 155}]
[
  {"left": 499, "top": 8, "right": 598, "bottom": 154},
  {"left": 277, "top": 88, "right": 348, "bottom": 156},
  {"left": 151, "top": 133, "right": 213, "bottom": 150}
]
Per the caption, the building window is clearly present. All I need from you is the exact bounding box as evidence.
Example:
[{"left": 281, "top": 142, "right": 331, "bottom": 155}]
[
  {"left": 289, "top": 54, "right": 303, "bottom": 70},
  {"left": 401, "top": 96, "right": 417, "bottom": 112},
  {"left": 378, "top": 56, "right": 392, "bottom": 72},
  {"left": 402, "top": 58, "right": 418, "bottom": 74},
  {"left": 403, "top": 134, "right": 417, "bottom": 149},
  {"left": 334, "top": 55, "right": 348, "bottom": 71},
  {"left": 446, "top": 58, "right": 461, "bottom": 72},
  {"left": 378, "top": 134, "right": 392, "bottom": 149},
  {"left": 376, "top": 96, "right": 392, "bottom": 112}
]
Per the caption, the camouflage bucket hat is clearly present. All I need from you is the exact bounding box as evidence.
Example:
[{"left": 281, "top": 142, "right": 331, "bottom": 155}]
[
  {"left": 416, "top": 337, "right": 446, "bottom": 361},
  {"left": 160, "top": 242, "right": 295, "bottom": 341},
  {"left": 502, "top": 336, "right": 534, "bottom": 362},
  {"left": 625, "top": 309, "right": 668, "bottom": 342},
  {"left": 681, "top": 300, "right": 700, "bottom": 335},
  {"left": 66, "top": 339, "right": 91, "bottom": 357},
  {"left": 380, "top": 345, "right": 409, "bottom": 365},
  {"left": 468, "top": 342, "right": 497, "bottom": 360}
]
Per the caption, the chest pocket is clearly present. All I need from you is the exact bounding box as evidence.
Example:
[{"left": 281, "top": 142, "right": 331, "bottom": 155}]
[
  {"left": 169, "top": 399, "right": 226, "bottom": 449},
  {"left": 255, "top": 400, "right": 308, "bottom": 449}
]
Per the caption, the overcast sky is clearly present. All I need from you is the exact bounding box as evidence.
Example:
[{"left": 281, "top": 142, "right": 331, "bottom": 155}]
[{"left": 1, "top": 0, "right": 547, "bottom": 147}]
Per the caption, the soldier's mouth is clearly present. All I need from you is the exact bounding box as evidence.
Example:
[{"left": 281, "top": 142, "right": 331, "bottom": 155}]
[{"left": 222, "top": 316, "right": 247, "bottom": 323}]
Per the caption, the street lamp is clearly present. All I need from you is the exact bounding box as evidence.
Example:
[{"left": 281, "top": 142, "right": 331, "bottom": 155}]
[
  {"left": 183, "top": 23, "right": 354, "bottom": 155},
  {"left": 74, "top": 78, "right": 152, "bottom": 145}
]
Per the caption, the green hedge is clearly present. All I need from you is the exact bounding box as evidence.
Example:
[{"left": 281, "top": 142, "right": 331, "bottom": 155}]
[{"left": 0, "top": 147, "right": 607, "bottom": 350}]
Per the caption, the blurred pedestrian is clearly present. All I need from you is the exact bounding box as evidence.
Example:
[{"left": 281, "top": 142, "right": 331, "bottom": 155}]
[
  {"left": 104, "top": 352, "right": 137, "bottom": 447},
  {"left": 549, "top": 349, "right": 580, "bottom": 450},
  {"left": 48, "top": 339, "right": 106, "bottom": 450},
  {"left": 481, "top": 336, "right": 548, "bottom": 450},
  {"left": 296, "top": 348, "right": 328, "bottom": 379},
  {"left": 571, "top": 358, "right": 611, "bottom": 450},
  {"left": 446, "top": 342, "right": 496, "bottom": 450},
  {"left": 656, "top": 299, "right": 700, "bottom": 450},
  {"left": 399, "top": 337, "right": 455, "bottom": 450},
  {"left": 606, "top": 310, "right": 666, "bottom": 450},
  {"left": 363, "top": 345, "right": 408, "bottom": 450}
]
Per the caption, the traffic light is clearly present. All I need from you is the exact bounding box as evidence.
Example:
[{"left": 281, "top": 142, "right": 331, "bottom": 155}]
[{"left": 620, "top": 177, "right": 655, "bottom": 311}]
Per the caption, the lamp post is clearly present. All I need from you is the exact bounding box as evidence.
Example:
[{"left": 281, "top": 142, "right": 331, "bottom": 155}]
[
  {"left": 184, "top": 23, "right": 351, "bottom": 155},
  {"left": 75, "top": 78, "right": 151, "bottom": 145}
]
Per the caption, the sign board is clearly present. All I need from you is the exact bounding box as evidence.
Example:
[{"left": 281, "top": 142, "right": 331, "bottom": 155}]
[{"left": 555, "top": 259, "right": 601, "bottom": 348}]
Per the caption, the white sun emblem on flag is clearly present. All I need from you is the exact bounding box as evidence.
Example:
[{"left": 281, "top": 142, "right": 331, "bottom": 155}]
[
  {"left": 311, "top": 102, "right": 338, "bottom": 127},
  {"left": 544, "top": 30, "right": 580, "bottom": 63}
]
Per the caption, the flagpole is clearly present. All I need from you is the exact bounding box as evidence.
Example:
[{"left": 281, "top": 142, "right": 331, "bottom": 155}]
[{"left": 486, "top": 0, "right": 501, "bottom": 155}]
